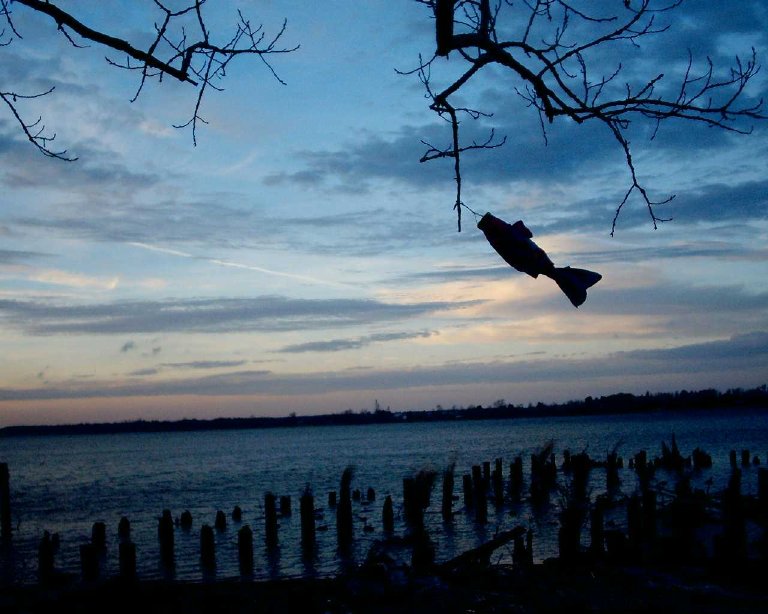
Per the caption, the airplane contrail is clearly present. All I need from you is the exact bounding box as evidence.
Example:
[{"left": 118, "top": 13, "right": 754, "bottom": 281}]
[{"left": 129, "top": 242, "right": 349, "bottom": 288}]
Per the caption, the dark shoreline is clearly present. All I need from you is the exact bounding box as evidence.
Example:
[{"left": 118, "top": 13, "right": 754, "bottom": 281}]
[
  {"left": 1, "top": 385, "right": 767, "bottom": 438},
  {"left": 4, "top": 558, "right": 768, "bottom": 613}
]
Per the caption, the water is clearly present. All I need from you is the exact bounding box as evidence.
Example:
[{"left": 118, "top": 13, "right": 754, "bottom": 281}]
[{"left": 1, "top": 408, "right": 766, "bottom": 584}]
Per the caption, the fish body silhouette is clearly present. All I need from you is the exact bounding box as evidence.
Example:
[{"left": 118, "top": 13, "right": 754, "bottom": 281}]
[{"left": 477, "top": 212, "right": 602, "bottom": 307}]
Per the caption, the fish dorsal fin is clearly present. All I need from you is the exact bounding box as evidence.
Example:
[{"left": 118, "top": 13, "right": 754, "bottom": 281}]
[{"left": 511, "top": 220, "right": 533, "bottom": 238}]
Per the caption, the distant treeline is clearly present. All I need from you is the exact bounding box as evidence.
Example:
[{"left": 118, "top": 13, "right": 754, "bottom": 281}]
[{"left": 1, "top": 385, "right": 766, "bottom": 438}]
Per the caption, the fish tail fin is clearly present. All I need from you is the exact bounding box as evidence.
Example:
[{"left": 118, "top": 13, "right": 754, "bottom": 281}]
[{"left": 551, "top": 266, "right": 602, "bottom": 308}]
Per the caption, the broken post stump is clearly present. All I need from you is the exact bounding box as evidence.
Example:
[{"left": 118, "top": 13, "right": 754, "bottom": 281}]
[
  {"left": 80, "top": 543, "right": 99, "bottom": 583},
  {"left": 300, "top": 489, "right": 316, "bottom": 553},
  {"left": 382, "top": 495, "right": 394, "bottom": 534},
  {"left": 238, "top": 525, "right": 254, "bottom": 576},
  {"left": 462, "top": 474, "right": 473, "bottom": 509},
  {"left": 38, "top": 531, "right": 55, "bottom": 583},
  {"left": 119, "top": 541, "right": 136, "bottom": 581},
  {"left": 265, "top": 492, "right": 279, "bottom": 548},
  {"left": 91, "top": 521, "right": 106, "bottom": 552},
  {"left": 472, "top": 465, "right": 487, "bottom": 524},
  {"left": 215, "top": 510, "right": 227, "bottom": 532},
  {"left": 118, "top": 516, "right": 131, "bottom": 543},
  {"left": 441, "top": 465, "right": 454, "bottom": 521},
  {"left": 0, "top": 463, "right": 11, "bottom": 541},
  {"left": 200, "top": 524, "right": 215, "bottom": 570},
  {"left": 158, "top": 509, "right": 175, "bottom": 569}
]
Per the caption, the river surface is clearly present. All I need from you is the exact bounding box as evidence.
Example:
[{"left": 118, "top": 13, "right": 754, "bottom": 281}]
[{"left": 1, "top": 408, "right": 766, "bottom": 584}]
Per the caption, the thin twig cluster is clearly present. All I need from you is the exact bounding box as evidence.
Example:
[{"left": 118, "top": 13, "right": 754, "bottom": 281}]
[
  {"left": 1, "top": 0, "right": 297, "bottom": 159},
  {"left": 409, "top": 0, "right": 765, "bottom": 233}
]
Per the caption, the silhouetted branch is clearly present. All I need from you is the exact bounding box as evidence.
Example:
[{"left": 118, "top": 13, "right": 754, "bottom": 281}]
[
  {"left": 412, "top": 0, "right": 765, "bottom": 231},
  {"left": 1, "top": 0, "right": 297, "bottom": 155}
]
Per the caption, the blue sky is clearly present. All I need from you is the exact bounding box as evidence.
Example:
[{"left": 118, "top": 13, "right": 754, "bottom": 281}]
[{"left": 1, "top": 1, "right": 766, "bottom": 426}]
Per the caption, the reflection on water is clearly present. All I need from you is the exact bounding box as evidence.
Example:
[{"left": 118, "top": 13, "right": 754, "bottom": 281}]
[{"left": 1, "top": 408, "right": 766, "bottom": 583}]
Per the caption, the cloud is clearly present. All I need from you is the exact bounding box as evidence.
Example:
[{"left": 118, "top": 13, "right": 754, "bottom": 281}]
[
  {"left": 278, "top": 330, "right": 436, "bottom": 353},
  {"left": 0, "top": 249, "right": 49, "bottom": 264},
  {"left": 162, "top": 360, "right": 249, "bottom": 370},
  {"left": 0, "top": 295, "right": 481, "bottom": 335},
  {"left": 1, "top": 332, "right": 765, "bottom": 401}
]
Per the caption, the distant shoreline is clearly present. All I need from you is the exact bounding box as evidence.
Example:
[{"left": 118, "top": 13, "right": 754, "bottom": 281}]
[{"left": 1, "top": 385, "right": 766, "bottom": 437}]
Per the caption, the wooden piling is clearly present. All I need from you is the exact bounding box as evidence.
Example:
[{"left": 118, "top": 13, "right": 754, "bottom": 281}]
[
  {"left": 118, "top": 516, "right": 131, "bottom": 543},
  {"left": 119, "top": 541, "right": 136, "bottom": 581},
  {"left": 0, "top": 463, "right": 11, "bottom": 541},
  {"left": 215, "top": 510, "right": 227, "bottom": 531},
  {"left": 300, "top": 488, "right": 316, "bottom": 551},
  {"left": 238, "top": 525, "right": 254, "bottom": 575},
  {"left": 158, "top": 509, "right": 175, "bottom": 568},
  {"left": 492, "top": 468, "right": 504, "bottom": 507},
  {"left": 337, "top": 467, "right": 354, "bottom": 549},
  {"left": 232, "top": 505, "right": 243, "bottom": 522},
  {"left": 38, "top": 531, "right": 55, "bottom": 583},
  {"left": 382, "top": 495, "right": 394, "bottom": 534},
  {"left": 80, "top": 543, "right": 99, "bottom": 582},
  {"left": 442, "top": 464, "right": 455, "bottom": 521},
  {"left": 509, "top": 457, "right": 523, "bottom": 502},
  {"left": 265, "top": 492, "right": 279, "bottom": 548},
  {"left": 403, "top": 477, "right": 423, "bottom": 529},
  {"left": 472, "top": 465, "right": 487, "bottom": 524},
  {"left": 366, "top": 487, "right": 376, "bottom": 502},
  {"left": 741, "top": 449, "right": 751, "bottom": 467},
  {"left": 758, "top": 468, "right": 768, "bottom": 515},
  {"left": 200, "top": 524, "right": 216, "bottom": 570},
  {"left": 462, "top": 474, "right": 473, "bottom": 508},
  {"left": 590, "top": 498, "right": 605, "bottom": 556}
]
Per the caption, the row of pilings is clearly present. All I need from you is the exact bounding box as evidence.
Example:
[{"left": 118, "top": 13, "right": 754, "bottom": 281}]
[{"left": 4, "top": 442, "right": 768, "bottom": 584}]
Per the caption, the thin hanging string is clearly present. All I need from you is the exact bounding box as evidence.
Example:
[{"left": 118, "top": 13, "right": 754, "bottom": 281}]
[{"left": 460, "top": 202, "right": 483, "bottom": 225}]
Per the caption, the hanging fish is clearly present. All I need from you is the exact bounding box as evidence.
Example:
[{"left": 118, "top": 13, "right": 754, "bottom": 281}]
[{"left": 477, "top": 212, "right": 602, "bottom": 307}]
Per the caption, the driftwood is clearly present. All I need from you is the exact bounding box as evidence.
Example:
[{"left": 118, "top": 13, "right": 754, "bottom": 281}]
[{"left": 438, "top": 526, "right": 526, "bottom": 573}]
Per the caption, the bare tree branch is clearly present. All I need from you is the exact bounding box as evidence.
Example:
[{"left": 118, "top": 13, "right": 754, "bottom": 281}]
[
  {"left": 412, "top": 0, "right": 765, "bottom": 232},
  {"left": 1, "top": 0, "right": 298, "bottom": 155}
]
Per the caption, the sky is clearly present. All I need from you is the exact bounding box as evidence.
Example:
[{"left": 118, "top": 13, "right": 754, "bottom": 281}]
[{"left": 0, "top": 1, "right": 766, "bottom": 426}]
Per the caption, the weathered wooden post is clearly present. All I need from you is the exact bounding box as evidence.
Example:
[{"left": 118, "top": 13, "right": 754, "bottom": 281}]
[
  {"left": 403, "top": 477, "right": 422, "bottom": 529},
  {"left": 158, "top": 509, "right": 175, "bottom": 569},
  {"left": 215, "top": 510, "right": 227, "bottom": 532},
  {"left": 200, "top": 524, "right": 216, "bottom": 570},
  {"left": 482, "top": 461, "right": 491, "bottom": 490},
  {"left": 337, "top": 467, "right": 354, "bottom": 550},
  {"left": 119, "top": 541, "right": 137, "bottom": 581},
  {"left": 38, "top": 531, "right": 55, "bottom": 583},
  {"left": 606, "top": 451, "right": 620, "bottom": 493},
  {"left": 442, "top": 463, "right": 455, "bottom": 521},
  {"left": 492, "top": 459, "right": 504, "bottom": 507},
  {"left": 462, "top": 474, "right": 473, "bottom": 509},
  {"left": 300, "top": 487, "right": 316, "bottom": 554},
  {"left": 232, "top": 505, "right": 243, "bottom": 522},
  {"left": 590, "top": 497, "right": 605, "bottom": 557},
  {"left": 238, "top": 525, "right": 254, "bottom": 576},
  {"left": 759, "top": 468, "right": 768, "bottom": 516},
  {"left": 741, "top": 449, "right": 751, "bottom": 467},
  {"left": 729, "top": 449, "right": 737, "bottom": 469},
  {"left": 80, "top": 543, "right": 99, "bottom": 582},
  {"left": 366, "top": 487, "right": 376, "bottom": 502},
  {"left": 472, "top": 465, "right": 487, "bottom": 524},
  {"left": 118, "top": 516, "right": 131, "bottom": 543},
  {"left": 382, "top": 495, "right": 394, "bottom": 534},
  {"left": 509, "top": 456, "right": 523, "bottom": 502},
  {"left": 264, "top": 492, "right": 279, "bottom": 548},
  {"left": 0, "top": 463, "right": 11, "bottom": 542}
]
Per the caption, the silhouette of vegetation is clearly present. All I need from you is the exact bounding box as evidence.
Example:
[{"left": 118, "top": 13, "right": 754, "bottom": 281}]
[{"left": 1, "top": 384, "right": 765, "bottom": 437}]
